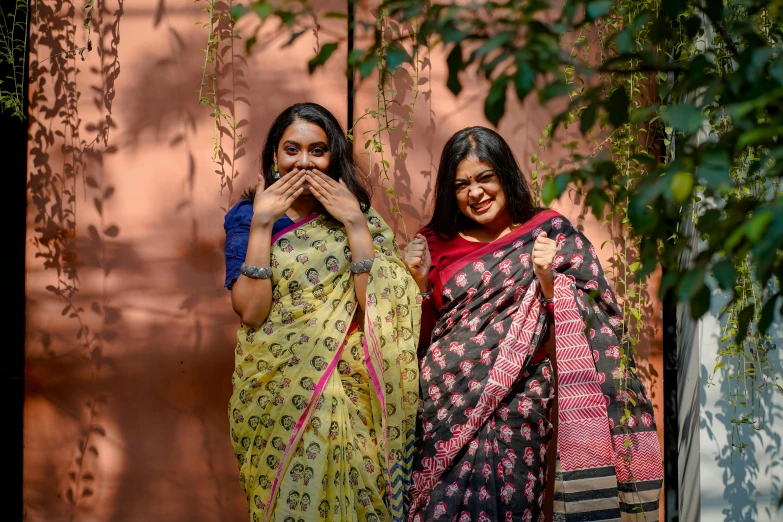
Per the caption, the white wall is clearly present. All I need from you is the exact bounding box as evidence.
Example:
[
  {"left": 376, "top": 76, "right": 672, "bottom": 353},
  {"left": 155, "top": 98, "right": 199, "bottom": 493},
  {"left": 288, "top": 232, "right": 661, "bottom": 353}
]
[{"left": 691, "top": 285, "right": 783, "bottom": 522}]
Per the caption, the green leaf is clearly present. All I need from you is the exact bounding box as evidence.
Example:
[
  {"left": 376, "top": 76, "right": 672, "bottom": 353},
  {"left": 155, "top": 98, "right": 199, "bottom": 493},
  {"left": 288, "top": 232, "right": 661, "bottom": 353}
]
[
  {"left": 485, "top": 74, "right": 508, "bottom": 127},
  {"left": 660, "top": 103, "right": 704, "bottom": 134},
  {"left": 606, "top": 86, "right": 629, "bottom": 128},
  {"left": 586, "top": 0, "right": 612, "bottom": 20},
  {"left": 678, "top": 268, "right": 703, "bottom": 302},
  {"left": 711, "top": 259, "right": 736, "bottom": 290},
  {"left": 585, "top": 187, "right": 609, "bottom": 220},
  {"left": 769, "top": 58, "right": 783, "bottom": 85},
  {"left": 736, "top": 305, "right": 754, "bottom": 342},
  {"left": 386, "top": 43, "right": 409, "bottom": 71},
  {"left": 308, "top": 42, "right": 339, "bottom": 74},
  {"left": 745, "top": 210, "right": 774, "bottom": 243},
  {"left": 684, "top": 15, "right": 702, "bottom": 39},
  {"left": 446, "top": 43, "right": 464, "bottom": 96},
  {"left": 738, "top": 125, "right": 783, "bottom": 149},
  {"left": 690, "top": 285, "right": 711, "bottom": 320},
  {"left": 322, "top": 11, "right": 347, "bottom": 19},
  {"left": 629, "top": 153, "right": 656, "bottom": 166},
  {"left": 580, "top": 101, "right": 598, "bottom": 135},
  {"left": 758, "top": 294, "right": 779, "bottom": 335},
  {"left": 229, "top": 4, "right": 250, "bottom": 21},
  {"left": 244, "top": 35, "right": 258, "bottom": 54},
  {"left": 282, "top": 29, "right": 306, "bottom": 48},
  {"left": 274, "top": 9, "right": 296, "bottom": 27},
  {"left": 616, "top": 27, "right": 634, "bottom": 54},
  {"left": 669, "top": 171, "right": 694, "bottom": 204},
  {"left": 441, "top": 22, "right": 471, "bottom": 44},
  {"left": 725, "top": 209, "right": 775, "bottom": 252},
  {"left": 477, "top": 31, "right": 513, "bottom": 57},
  {"left": 358, "top": 55, "right": 378, "bottom": 79},
  {"left": 347, "top": 49, "right": 364, "bottom": 65},
  {"left": 698, "top": 146, "right": 731, "bottom": 190},
  {"left": 253, "top": 1, "right": 273, "bottom": 20},
  {"left": 514, "top": 60, "right": 535, "bottom": 102},
  {"left": 542, "top": 173, "right": 571, "bottom": 205},
  {"left": 662, "top": 0, "right": 687, "bottom": 18},
  {"left": 539, "top": 81, "right": 570, "bottom": 103}
]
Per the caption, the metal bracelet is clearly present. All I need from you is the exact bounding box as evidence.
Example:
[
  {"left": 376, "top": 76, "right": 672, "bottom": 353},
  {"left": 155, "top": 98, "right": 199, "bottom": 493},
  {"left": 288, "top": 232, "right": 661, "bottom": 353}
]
[
  {"left": 419, "top": 290, "right": 433, "bottom": 299},
  {"left": 240, "top": 263, "right": 273, "bottom": 280},
  {"left": 349, "top": 258, "right": 375, "bottom": 274},
  {"left": 540, "top": 296, "right": 554, "bottom": 306}
]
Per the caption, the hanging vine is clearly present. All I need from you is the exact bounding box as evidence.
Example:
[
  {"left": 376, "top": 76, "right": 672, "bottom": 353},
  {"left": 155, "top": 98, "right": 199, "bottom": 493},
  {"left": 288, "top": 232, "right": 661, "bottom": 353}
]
[
  {"left": 597, "top": 0, "right": 661, "bottom": 425},
  {"left": 346, "top": 7, "right": 421, "bottom": 242},
  {"left": 197, "top": 0, "right": 250, "bottom": 209},
  {"left": 533, "top": 10, "right": 658, "bottom": 446},
  {"left": 0, "top": 0, "right": 29, "bottom": 119}
]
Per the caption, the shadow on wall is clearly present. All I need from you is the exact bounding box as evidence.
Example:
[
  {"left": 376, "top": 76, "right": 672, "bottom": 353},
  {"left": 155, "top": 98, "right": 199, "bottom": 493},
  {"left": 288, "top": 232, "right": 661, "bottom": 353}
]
[
  {"left": 25, "top": 0, "right": 243, "bottom": 520},
  {"left": 26, "top": 0, "right": 130, "bottom": 518},
  {"left": 364, "top": 53, "right": 437, "bottom": 238},
  {"left": 700, "top": 289, "right": 783, "bottom": 522},
  {"left": 25, "top": 0, "right": 358, "bottom": 519}
]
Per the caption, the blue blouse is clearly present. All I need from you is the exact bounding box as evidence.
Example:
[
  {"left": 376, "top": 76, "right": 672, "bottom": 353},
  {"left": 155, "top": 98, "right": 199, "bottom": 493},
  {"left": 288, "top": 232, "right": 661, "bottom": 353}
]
[{"left": 223, "top": 199, "right": 294, "bottom": 289}]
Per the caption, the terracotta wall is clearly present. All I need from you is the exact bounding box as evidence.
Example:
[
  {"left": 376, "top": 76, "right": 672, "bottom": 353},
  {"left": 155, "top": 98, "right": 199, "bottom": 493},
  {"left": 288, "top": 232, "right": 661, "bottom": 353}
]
[{"left": 24, "top": 0, "right": 663, "bottom": 520}]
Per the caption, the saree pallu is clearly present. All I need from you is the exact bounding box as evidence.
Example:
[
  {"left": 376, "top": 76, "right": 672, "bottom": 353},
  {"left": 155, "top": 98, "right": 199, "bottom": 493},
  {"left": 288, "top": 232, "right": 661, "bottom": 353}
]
[
  {"left": 229, "top": 209, "right": 421, "bottom": 522},
  {"left": 408, "top": 210, "right": 662, "bottom": 522}
]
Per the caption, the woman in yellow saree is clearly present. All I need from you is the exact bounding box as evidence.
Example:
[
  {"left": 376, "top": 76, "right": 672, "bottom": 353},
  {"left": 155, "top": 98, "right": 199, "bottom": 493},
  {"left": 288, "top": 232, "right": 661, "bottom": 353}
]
[{"left": 223, "top": 103, "right": 421, "bottom": 522}]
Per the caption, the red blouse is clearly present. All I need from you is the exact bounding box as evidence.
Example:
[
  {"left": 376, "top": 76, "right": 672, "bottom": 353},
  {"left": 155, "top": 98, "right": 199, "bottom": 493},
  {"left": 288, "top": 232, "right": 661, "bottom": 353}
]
[{"left": 417, "top": 227, "right": 552, "bottom": 361}]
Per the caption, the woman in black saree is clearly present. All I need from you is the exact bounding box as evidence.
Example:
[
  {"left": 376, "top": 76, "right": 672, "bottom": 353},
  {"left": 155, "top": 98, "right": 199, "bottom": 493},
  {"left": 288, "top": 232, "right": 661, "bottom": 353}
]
[{"left": 402, "top": 127, "right": 663, "bottom": 522}]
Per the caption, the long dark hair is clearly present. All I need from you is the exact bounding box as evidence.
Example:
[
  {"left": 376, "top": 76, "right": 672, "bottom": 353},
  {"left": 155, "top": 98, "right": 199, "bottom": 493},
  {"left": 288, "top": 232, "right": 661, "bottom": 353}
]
[
  {"left": 241, "top": 103, "right": 371, "bottom": 212},
  {"left": 427, "top": 126, "right": 538, "bottom": 239}
]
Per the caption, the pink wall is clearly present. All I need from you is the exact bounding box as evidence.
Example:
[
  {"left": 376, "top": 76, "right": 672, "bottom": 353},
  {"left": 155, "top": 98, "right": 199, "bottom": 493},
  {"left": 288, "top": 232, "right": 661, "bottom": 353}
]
[{"left": 24, "top": 0, "right": 662, "bottom": 519}]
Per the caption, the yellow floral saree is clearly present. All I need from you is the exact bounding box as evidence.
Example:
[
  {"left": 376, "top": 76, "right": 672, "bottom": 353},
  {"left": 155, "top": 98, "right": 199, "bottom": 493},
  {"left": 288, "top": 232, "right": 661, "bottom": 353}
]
[{"left": 228, "top": 209, "right": 421, "bottom": 522}]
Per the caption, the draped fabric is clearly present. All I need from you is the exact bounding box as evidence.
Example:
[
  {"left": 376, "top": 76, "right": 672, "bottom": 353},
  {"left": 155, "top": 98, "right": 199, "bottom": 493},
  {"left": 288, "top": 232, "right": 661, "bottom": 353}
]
[
  {"left": 227, "top": 209, "right": 421, "bottom": 522},
  {"left": 408, "top": 210, "right": 662, "bottom": 522}
]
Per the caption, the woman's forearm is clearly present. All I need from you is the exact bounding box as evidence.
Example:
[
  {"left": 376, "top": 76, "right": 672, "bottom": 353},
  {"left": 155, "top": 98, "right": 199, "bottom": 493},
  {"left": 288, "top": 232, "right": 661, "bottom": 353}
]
[
  {"left": 230, "top": 217, "right": 274, "bottom": 328},
  {"left": 344, "top": 217, "right": 375, "bottom": 312}
]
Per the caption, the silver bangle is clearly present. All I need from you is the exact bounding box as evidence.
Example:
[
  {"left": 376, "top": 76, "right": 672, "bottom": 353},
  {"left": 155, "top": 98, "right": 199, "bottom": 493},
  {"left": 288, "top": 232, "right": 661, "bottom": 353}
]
[
  {"left": 240, "top": 263, "right": 272, "bottom": 279},
  {"left": 419, "top": 290, "right": 432, "bottom": 299},
  {"left": 349, "top": 258, "right": 374, "bottom": 274},
  {"left": 540, "top": 296, "right": 553, "bottom": 306}
]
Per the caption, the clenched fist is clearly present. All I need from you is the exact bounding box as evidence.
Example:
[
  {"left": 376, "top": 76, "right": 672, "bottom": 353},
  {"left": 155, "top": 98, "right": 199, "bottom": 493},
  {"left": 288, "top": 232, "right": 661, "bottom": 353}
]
[
  {"left": 533, "top": 231, "right": 557, "bottom": 298},
  {"left": 403, "top": 233, "right": 431, "bottom": 293}
]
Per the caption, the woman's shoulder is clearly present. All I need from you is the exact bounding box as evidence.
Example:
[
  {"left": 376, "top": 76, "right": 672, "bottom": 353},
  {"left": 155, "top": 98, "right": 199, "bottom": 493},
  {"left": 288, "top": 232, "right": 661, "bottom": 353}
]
[
  {"left": 529, "top": 208, "right": 575, "bottom": 231},
  {"left": 419, "top": 225, "right": 458, "bottom": 244},
  {"left": 224, "top": 199, "right": 253, "bottom": 231}
]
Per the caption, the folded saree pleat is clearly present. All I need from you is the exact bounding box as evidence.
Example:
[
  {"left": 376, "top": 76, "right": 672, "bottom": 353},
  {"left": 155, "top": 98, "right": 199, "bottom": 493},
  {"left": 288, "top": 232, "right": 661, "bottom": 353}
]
[{"left": 228, "top": 210, "right": 420, "bottom": 522}]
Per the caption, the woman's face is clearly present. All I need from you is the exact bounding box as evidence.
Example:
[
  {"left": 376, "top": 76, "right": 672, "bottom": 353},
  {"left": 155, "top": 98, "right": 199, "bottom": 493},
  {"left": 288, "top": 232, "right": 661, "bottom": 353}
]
[
  {"left": 454, "top": 155, "right": 508, "bottom": 227},
  {"left": 275, "top": 118, "right": 330, "bottom": 192}
]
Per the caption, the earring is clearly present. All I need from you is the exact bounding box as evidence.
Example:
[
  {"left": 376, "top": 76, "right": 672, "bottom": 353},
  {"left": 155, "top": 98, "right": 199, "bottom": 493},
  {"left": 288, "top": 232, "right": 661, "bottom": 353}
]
[{"left": 273, "top": 163, "right": 280, "bottom": 180}]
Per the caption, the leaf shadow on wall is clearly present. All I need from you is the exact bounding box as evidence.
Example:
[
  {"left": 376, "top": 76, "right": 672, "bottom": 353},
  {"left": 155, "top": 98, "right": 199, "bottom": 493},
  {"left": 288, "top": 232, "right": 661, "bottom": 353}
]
[
  {"left": 366, "top": 53, "right": 437, "bottom": 240},
  {"left": 699, "top": 307, "right": 783, "bottom": 521},
  {"left": 25, "top": 0, "right": 129, "bottom": 519},
  {"left": 108, "top": 3, "right": 355, "bottom": 518}
]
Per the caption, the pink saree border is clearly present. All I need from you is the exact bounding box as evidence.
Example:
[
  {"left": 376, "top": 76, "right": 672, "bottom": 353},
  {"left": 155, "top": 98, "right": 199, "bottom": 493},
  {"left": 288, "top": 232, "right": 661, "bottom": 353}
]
[
  {"left": 551, "top": 273, "right": 615, "bottom": 472},
  {"left": 261, "top": 334, "right": 347, "bottom": 522},
  {"left": 408, "top": 282, "right": 543, "bottom": 518},
  {"left": 438, "top": 209, "right": 560, "bottom": 285},
  {"left": 270, "top": 211, "right": 322, "bottom": 243},
  {"left": 362, "top": 312, "right": 393, "bottom": 503}
]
